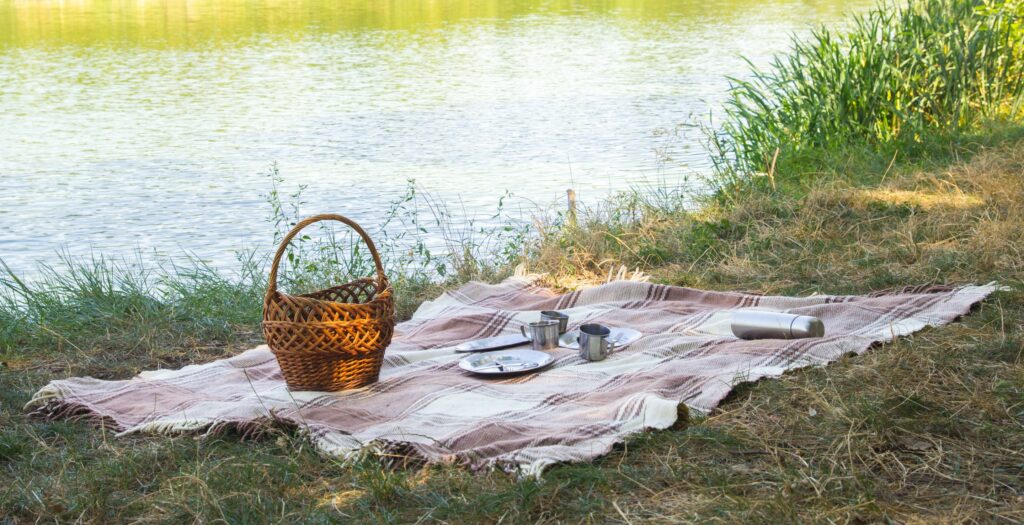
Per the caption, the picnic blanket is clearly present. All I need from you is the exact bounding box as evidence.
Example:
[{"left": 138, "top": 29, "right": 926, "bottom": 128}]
[{"left": 28, "top": 277, "right": 996, "bottom": 476}]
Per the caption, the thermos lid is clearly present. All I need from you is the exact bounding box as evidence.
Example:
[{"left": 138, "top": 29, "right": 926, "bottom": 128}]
[{"left": 789, "top": 315, "right": 825, "bottom": 338}]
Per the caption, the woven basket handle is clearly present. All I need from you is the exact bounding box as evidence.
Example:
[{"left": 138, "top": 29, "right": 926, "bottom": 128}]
[{"left": 265, "top": 213, "right": 387, "bottom": 301}]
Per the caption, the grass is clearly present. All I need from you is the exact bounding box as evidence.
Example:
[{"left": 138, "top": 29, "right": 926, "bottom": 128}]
[
  {"left": 3, "top": 0, "right": 1024, "bottom": 522},
  {"left": 3, "top": 135, "right": 1023, "bottom": 523},
  {"left": 714, "top": 0, "right": 1024, "bottom": 175}
]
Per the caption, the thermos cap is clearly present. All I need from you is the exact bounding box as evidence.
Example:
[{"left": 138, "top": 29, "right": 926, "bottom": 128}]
[{"left": 788, "top": 315, "right": 825, "bottom": 338}]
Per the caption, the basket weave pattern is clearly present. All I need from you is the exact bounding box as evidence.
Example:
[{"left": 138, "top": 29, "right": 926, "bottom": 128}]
[{"left": 262, "top": 214, "right": 395, "bottom": 391}]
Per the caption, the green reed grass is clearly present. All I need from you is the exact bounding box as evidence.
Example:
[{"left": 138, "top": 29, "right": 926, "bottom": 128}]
[
  {"left": 0, "top": 253, "right": 264, "bottom": 364},
  {"left": 715, "top": 0, "right": 1024, "bottom": 178}
]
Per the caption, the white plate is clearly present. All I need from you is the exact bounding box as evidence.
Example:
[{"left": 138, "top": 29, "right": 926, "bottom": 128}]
[
  {"left": 453, "top": 334, "right": 530, "bottom": 353},
  {"left": 458, "top": 349, "right": 554, "bottom": 376},
  {"left": 558, "top": 327, "right": 642, "bottom": 350}
]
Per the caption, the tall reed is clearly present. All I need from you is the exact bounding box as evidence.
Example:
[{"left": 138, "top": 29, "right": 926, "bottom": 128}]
[{"left": 715, "top": 0, "right": 1024, "bottom": 176}]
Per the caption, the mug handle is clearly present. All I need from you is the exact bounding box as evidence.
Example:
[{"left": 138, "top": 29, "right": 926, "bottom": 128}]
[
  {"left": 607, "top": 339, "right": 617, "bottom": 354},
  {"left": 520, "top": 325, "right": 532, "bottom": 340}
]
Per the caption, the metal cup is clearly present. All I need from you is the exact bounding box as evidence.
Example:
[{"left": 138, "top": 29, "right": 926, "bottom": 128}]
[
  {"left": 540, "top": 310, "right": 570, "bottom": 334},
  {"left": 577, "top": 323, "right": 616, "bottom": 362},
  {"left": 520, "top": 320, "right": 560, "bottom": 351}
]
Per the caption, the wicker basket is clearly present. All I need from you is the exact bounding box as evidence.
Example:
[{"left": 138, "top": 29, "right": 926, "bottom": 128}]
[{"left": 262, "top": 214, "right": 395, "bottom": 391}]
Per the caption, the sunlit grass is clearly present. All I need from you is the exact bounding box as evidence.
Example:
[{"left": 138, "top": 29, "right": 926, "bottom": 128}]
[{"left": 855, "top": 188, "right": 986, "bottom": 210}]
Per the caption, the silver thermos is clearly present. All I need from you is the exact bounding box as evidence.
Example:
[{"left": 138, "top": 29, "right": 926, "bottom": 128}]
[{"left": 731, "top": 310, "right": 825, "bottom": 340}]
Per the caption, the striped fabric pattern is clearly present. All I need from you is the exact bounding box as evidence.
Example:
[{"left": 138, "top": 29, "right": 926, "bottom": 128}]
[{"left": 28, "top": 277, "right": 996, "bottom": 475}]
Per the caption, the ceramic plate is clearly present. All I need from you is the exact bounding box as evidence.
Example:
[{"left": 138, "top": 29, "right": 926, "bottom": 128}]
[
  {"left": 458, "top": 349, "right": 554, "bottom": 376},
  {"left": 453, "top": 334, "right": 530, "bottom": 353},
  {"left": 558, "top": 327, "right": 642, "bottom": 350}
]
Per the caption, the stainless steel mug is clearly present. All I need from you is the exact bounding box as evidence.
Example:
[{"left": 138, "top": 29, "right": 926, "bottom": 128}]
[
  {"left": 730, "top": 310, "right": 825, "bottom": 340},
  {"left": 540, "top": 310, "right": 570, "bottom": 334},
  {"left": 577, "top": 323, "right": 616, "bottom": 361},
  {"left": 520, "top": 320, "right": 560, "bottom": 351}
]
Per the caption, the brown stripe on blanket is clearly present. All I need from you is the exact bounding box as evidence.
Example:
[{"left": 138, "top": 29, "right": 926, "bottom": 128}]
[{"left": 26, "top": 276, "right": 997, "bottom": 476}]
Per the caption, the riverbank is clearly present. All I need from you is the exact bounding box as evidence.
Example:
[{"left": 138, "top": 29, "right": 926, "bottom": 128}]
[
  {"left": 3, "top": 0, "right": 1023, "bottom": 522},
  {"left": 3, "top": 127, "right": 1022, "bottom": 523}
]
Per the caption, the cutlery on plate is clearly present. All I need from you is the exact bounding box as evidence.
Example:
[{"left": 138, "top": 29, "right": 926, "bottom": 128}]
[{"left": 471, "top": 361, "right": 538, "bottom": 372}]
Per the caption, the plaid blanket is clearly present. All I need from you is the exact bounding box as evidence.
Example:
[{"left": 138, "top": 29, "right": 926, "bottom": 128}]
[{"left": 28, "top": 277, "right": 995, "bottom": 475}]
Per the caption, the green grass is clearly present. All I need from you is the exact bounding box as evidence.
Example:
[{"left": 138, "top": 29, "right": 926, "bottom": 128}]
[
  {"left": 714, "top": 0, "right": 1024, "bottom": 177},
  {"left": 3, "top": 0, "right": 1024, "bottom": 522}
]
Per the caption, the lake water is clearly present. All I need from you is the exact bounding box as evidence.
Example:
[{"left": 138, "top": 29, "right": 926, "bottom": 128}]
[{"left": 0, "top": 0, "right": 870, "bottom": 274}]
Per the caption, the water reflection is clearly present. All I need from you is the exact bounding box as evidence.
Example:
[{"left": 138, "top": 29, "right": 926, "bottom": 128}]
[
  {"left": 3, "top": 0, "right": 864, "bottom": 47},
  {"left": 0, "top": 0, "right": 871, "bottom": 273}
]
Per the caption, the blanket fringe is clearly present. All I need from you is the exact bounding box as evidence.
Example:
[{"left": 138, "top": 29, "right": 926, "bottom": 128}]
[
  {"left": 514, "top": 263, "right": 651, "bottom": 292},
  {"left": 28, "top": 398, "right": 124, "bottom": 431},
  {"left": 27, "top": 391, "right": 296, "bottom": 442}
]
